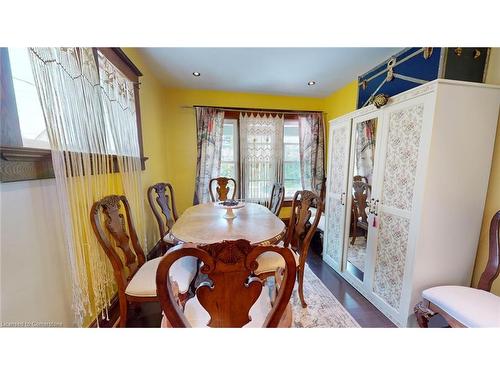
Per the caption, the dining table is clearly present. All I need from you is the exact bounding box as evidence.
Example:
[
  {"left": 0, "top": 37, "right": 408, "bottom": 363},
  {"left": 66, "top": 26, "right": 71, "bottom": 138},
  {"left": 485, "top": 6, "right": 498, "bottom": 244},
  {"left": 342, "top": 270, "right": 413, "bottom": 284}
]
[{"left": 168, "top": 202, "right": 286, "bottom": 245}]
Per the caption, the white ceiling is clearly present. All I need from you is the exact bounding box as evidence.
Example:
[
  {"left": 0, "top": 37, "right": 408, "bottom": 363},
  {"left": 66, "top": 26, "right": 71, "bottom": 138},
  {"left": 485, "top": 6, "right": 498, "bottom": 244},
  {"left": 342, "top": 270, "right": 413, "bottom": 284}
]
[{"left": 139, "top": 48, "right": 401, "bottom": 97}]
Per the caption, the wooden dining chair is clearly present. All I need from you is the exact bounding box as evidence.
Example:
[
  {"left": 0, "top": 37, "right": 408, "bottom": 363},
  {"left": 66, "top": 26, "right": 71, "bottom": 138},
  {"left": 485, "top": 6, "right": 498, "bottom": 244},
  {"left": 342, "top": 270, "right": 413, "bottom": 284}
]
[
  {"left": 414, "top": 210, "right": 500, "bottom": 328},
  {"left": 268, "top": 182, "right": 285, "bottom": 216},
  {"left": 255, "top": 190, "right": 323, "bottom": 308},
  {"left": 209, "top": 177, "right": 237, "bottom": 202},
  {"left": 350, "top": 180, "right": 370, "bottom": 245},
  {"left": 91, "top": 195, "right": 197, "bottom": 327},
  {"left": 147, "top": 182, "right": 179, "bottom": 252},
  {"left": 156, "top": 239, "right": 296, "bottom": 328},
  {"left": 309, "top": 177, "right": 326, "bottom": 248}
]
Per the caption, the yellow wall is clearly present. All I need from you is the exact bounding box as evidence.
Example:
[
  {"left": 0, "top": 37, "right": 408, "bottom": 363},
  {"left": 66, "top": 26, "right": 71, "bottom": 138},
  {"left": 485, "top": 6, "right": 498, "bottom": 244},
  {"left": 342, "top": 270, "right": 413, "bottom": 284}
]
[
  {"left": 322, "top": 80, "right": 358, "bottom": 156},
  {"left": 323, "top": 80, "right": 358, "bottom": 122},
  {"left": 471, "top": 47, "right": 500, "bottom": 295},
  {"left": 122, "top": 49, "right": 170, "bottom": 249},
  {"left": 163, "top": 88, "right": 324, "bottom": 217}
]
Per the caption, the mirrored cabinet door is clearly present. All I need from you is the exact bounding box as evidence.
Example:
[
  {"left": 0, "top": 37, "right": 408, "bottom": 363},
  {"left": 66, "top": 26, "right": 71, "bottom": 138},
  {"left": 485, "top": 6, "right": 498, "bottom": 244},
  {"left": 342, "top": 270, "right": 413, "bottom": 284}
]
[{"left": 344, "top": 115, "right": 380, "bottom": 282}]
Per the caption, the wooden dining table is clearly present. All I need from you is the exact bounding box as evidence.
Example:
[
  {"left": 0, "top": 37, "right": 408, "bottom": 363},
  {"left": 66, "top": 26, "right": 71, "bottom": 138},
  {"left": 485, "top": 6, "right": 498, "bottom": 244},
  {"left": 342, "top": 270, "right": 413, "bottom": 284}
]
[{"left": 168, "top": 202, "right": 286, "bottom": 245}]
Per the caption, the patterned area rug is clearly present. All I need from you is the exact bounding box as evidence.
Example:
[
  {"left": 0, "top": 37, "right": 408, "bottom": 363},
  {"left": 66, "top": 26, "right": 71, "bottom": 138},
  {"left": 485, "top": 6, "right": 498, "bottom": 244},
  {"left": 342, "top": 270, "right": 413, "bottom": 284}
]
[
  {"left": 347, "top": 237, "right": 366, "bottom": 272},
  {"left": 288, "top": 265, "right": 360, "bottom": 328}
]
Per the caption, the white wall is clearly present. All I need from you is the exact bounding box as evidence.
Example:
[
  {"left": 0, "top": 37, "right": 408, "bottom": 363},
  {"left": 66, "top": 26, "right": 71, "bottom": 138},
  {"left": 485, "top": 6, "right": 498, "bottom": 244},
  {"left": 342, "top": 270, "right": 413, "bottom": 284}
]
[{"left": 0, "top": 179, "right": 74, "bottom": 327}]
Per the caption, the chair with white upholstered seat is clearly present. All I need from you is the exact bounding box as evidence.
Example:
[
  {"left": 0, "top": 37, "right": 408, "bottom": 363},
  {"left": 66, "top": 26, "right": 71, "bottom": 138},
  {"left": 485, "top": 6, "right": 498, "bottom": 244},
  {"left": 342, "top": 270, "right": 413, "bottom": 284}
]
[
  {"left": 147, "top": 182, "right": 179, "bottom": 252},
  {"left": 308, "top": 177, "right": 326, "bottom": 249},
  {"left": 414, "top": 210, "right": 500, "bottom": 327},
  {"left": 156, "top": 239, "right": 296, "bottom": 328},
  {"left": 91, "top": 195, "right": 197, "bottom": 327},
  {"left": 255, "top": 190, "right": 323, "bottom": 308},
  {"left": 309, "top": 207, "right": 325, "bottom": 233}
]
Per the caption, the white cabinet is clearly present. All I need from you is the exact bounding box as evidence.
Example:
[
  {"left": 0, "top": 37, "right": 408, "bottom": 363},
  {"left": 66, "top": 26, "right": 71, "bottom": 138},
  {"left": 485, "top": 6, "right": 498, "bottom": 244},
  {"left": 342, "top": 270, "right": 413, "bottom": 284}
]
[{"left": 323, "top": 79, "right": 500, "bottom": 327}]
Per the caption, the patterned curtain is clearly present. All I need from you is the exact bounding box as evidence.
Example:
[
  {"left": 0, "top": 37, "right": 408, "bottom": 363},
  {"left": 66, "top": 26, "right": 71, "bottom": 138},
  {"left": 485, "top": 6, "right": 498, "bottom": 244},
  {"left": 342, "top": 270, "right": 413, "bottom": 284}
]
[
  {"left": 298, "top": 113, "right": 325, "bottom": 193},
  {"left": 354, "top": 119, "right": 377, "bottom": 185},
  {"left": 193, "top": 107, "right": 225, "bottom": 204},
  {"left": 29, "top": 47, "right": 145, "bottom": 326},
  {"left": 239, "top": 113, "right": 284, "bottom": 205}
]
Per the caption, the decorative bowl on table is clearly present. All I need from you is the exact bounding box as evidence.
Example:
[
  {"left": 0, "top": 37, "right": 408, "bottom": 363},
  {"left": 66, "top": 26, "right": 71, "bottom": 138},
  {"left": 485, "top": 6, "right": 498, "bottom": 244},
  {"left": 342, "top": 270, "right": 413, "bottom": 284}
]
[{"left": 214, "top": 199, "right": 245, "bottom": 219}]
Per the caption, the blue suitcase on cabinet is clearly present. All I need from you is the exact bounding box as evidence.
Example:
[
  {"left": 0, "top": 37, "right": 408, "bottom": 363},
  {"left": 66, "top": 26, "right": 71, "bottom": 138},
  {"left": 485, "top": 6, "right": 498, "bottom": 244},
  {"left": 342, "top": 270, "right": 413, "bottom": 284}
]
[{"left": 357, "top": 47, "right": 490, "bottom": 109}]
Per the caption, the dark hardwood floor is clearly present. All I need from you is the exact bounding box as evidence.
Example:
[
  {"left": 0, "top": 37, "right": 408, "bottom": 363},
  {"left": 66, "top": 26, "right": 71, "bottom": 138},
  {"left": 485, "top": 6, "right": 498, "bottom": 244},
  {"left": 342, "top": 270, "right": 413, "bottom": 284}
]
[
  {"left": 127, "top": 236, "right": 396, "bottom": 328},
  {"left": 306, "top": 244, "right": 395, "bottom": 327}
]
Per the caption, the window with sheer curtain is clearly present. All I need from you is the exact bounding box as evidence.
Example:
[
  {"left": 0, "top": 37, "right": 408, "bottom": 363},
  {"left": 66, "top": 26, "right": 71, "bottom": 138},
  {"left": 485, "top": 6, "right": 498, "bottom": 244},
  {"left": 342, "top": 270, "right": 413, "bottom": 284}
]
[
  {"left": 220, "top": 118, "right": 238, "bottom": 179},
  {"left": 283, "top": 119, "right": 302, "bottom": 198},
  {"left": 239, "top": 113, "right": 284, "bottom": 205},
  {"left": 209, "top": 110, "right": 324, "bottom": 203},
  {"left": 27, "top": 47, "right": 146, "bottom": 326}
]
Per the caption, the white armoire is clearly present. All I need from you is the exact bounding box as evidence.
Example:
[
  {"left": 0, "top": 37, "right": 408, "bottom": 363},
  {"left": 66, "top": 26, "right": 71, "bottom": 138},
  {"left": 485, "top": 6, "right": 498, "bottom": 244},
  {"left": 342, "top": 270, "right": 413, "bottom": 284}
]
[{"left": 323, "top": 79, "right": 500, "bottom": 327}]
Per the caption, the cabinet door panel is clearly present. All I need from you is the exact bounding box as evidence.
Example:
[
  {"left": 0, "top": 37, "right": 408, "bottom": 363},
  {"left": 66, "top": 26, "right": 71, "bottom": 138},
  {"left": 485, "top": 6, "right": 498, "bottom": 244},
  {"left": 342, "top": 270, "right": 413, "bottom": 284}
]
[
  {"left": 345, "top": 111, "right": 383, "bottom": 283},
  {"left": 371, "top": 98, "right": 427, "bottom": 312},
  {"left": 372, "top": 212, "right": 411, "bottom": 309},
  {"left": 323, "top": 120, "right": 351, "bottom": 271},
  {"left": 380, "top": 103, "right": 425, "bottom": 212}
]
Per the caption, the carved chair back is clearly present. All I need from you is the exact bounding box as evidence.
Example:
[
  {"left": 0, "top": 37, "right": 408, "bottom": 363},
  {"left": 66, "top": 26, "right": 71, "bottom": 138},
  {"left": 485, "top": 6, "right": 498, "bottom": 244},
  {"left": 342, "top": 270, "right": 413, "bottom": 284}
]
[
  {"left": 352, "top": 180, "right": 370, "bottom": 223},
  {"left": 156, "top": 239, "right": 296, "bottom": 327},
  {"left": 91, "top": 195, "right": 146, "bottom": 293},
  {"left": 353, "top": 175, "right": 368, "bottom": 183},
  {"left": 477, "top": 210, "right": 500, "bottom": 292},
  {"left": 209, "top": 177, "right": 237, "bottom": 202},
  {"left": 268, "top": 182, "right": 285, "bottom": 215},
  {"left": 285, "top": 190, "right": 323, "bottom": 256},
  {"left": 319, "top": 177, "right": 327, "bottom": 210},
  {"left": 147, "top": 182, "right": 178, "bottom": 239},
  {"left": 308, "top": 177, "right": 326, "bottom": 212}
]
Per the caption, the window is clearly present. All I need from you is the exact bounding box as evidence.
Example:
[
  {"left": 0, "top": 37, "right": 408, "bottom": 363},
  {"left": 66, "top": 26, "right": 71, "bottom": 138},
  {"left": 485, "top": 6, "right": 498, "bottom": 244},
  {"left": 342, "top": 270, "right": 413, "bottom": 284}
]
[
  {"left": 220, "top": 119, "right": 238, "bottom": 180},
  {"left": 0, "top": 48, "right": 146, "bottom": 182},
  {"left": 2, "top": 48, "right": 48, "bottom": 149},
  {"left": 220, "top": 114, "right": 307, "bottom": 201},
  {"left": 283, "top": 119, "right": 302, "bottom": 198}
]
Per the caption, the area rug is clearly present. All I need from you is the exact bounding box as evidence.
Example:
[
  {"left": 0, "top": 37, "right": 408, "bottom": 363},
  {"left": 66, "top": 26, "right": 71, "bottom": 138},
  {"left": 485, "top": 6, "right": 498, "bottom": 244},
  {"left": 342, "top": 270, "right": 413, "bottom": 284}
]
[
  {"left": 288, "top": 265, "right": 360, "bottom": 328},
  {"left": 347, "top": 237, "right": 366, "bottom": 272}
]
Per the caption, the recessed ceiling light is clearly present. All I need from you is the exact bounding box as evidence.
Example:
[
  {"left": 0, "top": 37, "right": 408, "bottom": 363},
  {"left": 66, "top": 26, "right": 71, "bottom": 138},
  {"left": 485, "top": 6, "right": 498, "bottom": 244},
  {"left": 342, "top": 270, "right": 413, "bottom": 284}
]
[
  {"left": 307, "top": 81, "right": 316, "bottom": 86},
  {"left": 192, "top": 72, "right": 201, "bottom": 77}
]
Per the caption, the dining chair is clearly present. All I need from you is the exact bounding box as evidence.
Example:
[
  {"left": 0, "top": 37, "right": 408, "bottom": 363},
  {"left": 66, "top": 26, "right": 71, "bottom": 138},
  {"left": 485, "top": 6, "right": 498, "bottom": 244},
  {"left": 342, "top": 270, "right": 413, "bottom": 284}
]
[
  {"left": 268, "top": 182, "right": 285, "bottom": 216},
  {"left": 414, "top": 210, "right": 500, "bottom": 327},
  {"left": 309, "top": 177, "right": 326, "bottom": 248},
  {"left": 91, "top": 195, "right": 197, "bottom": 327},
  {"left": 350, "top": 179, "right": 370, "bottom": 245},
  {"left": 156, "top": 239, "right": 296, "bottom": 328},
  {"left": 147, "top": 182, "right": 179, "bottom": 251},
  {"left": 255, "top": 190, "right": 323, "bottom": 308},
  {"left": 209, "top": 177, "right": 237, "bottom": 202}
]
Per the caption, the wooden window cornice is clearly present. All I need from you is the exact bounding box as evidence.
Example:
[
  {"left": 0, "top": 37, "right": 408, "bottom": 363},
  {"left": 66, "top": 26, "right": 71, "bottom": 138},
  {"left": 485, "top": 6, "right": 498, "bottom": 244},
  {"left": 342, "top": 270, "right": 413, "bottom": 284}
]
[
  {"left": 0, "top": 146, "right": 149, "bottom": 182},
  {"left": 0, "top": 48, "right": 148, "bottom": 182}
]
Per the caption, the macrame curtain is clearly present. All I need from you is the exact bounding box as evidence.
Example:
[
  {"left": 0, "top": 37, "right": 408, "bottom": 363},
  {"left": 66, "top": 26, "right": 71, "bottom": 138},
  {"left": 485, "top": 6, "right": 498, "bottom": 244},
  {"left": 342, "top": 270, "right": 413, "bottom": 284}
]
[
  {"left": 29, "top": 47, "right": 146, "bottom": 327},
  {"left": 298, "top": 113, "right": 325, "bottom": 194},
  {"left": 193, "top": 107, "right": 225, "bottom": 204},
  {"left": 239, "top": 113, "right": 284, "bottom": 206}
]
